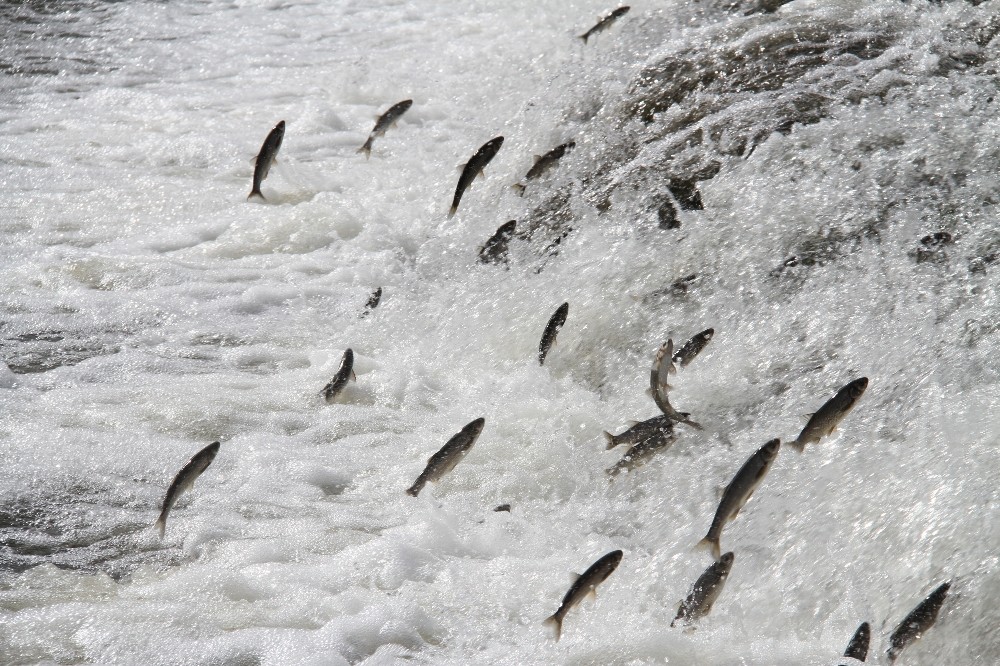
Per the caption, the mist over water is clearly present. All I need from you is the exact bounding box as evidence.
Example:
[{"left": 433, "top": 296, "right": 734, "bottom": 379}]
[{"left": 1, "top": 0, "right": 998, "bottom": 664}]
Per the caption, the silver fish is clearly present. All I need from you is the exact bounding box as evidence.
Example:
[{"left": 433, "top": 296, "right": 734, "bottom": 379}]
[
  {"left": 539, "top": 302, "right": 569, "bottom": 365},
  {"left": 406, "top": 417, "right": 485, "bottom": 497},
  {"left": 843, "top": 621, "right": 870, "bottom": 662},
  {"left": 697, "top": 439, "right": 780, "bottom": 560},
  {"left": 322, "top": 349, "right": 356, "bottom": 403},
  {"left": 360, "top": 287, "right": 382, "bottom": 318},
  {"left": 650, "top": 340, "right": 702, "bottom": 430},
  {"left": 606, "top": 430, "right": 676, "bottom": 477},
  {"left": 671, "top": 552, "right": 735, "bottom": 627},
  {"left": 513, "top": 142, "right": 575, "bottom": 195},
  {"left": 887, "top": 582, "right": 950, "bottom": 664},
  {"left": 543, "top": 549, "right": 623, "bottom": 641},
  {"left": 791, "top": 377, "right": 868, "bottom": 452},
  {"left": 672, "top": 328, "right": 714, "bottom": 368},
  {"left": 154, "top": 441, "right": 220, "bottom": 538},
  {"left": 478, "top": 220, "right": 517, "bottom": 265},
  {"left": 357, "top": 99, "right": 413, "bottom": 159},
  {"left": 579, "top": 6, "right": 630, "bottom": 44},
  {"left": 449, "top": 136, "right": 504, "bottom": 218},
  {"left": 248, "top": 120, "right": 285, "bottom": 200},
  {"left": 603, "top": 414, "right": 674, "bottom": 450}
]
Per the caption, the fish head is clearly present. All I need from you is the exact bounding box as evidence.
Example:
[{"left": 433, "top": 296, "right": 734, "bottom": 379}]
[
  {"left": 604, "top": 549, "right": 624, "bottom": 569},
  {"left": 465, "top": 418, "right": 486, "bottom": 437},
  {"left": 614, "top": 6, "right": 631, "bottom": 17},
  {"left": 485, "top": 136, "right": 504, "bottom": 154},
  {"left": 500, "top": 220, "right": 517, "bottom": 234},
  {"left": 718, "top": 552, "right": 735, "bottom": 571},
  {"left": 274, "top": 120, "right": 286, "bottom": 137},
  {"left": 700, "top": 328, "right": 715, "bottom": 341},
  {"left": 847, "top": 377, "right": 869, "bottom": 398},
  {"left": 761, "top": 439, "right": 781, "bottom": 459}
]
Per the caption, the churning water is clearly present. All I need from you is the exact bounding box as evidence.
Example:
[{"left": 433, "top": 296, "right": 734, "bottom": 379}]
[{"left": 1, "top": 0, "right": 998, "bottom": 663}]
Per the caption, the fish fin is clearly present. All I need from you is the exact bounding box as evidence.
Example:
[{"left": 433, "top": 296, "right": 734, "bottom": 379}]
[
  {"left": 542, "top": 615, "right": 562, "bottom": 641},
  {"left": 627, "top": 420, "right": 641, "bottom": 426},
  {"left": 586, "top": 587, "right": 597, "bottom": 601},
  {"left": 579, "top": 34, "right": 588, "bottom": 44},
  {"left": 512, "top": 183, "right": 526, "bottom": 195},
  {"left": 790, "top": 439, "right": 806, "bottom": 453},
  {"left": 695, "top": 536, "right": 721, "bottom": 560},
  {"left": 476, "top": 169, "right": 485, "bottom": 181},
  {"left": 350, "top": 370, "right": 357, "bottom": 382},
  {"left": 569, "top": 572, "right": 582, "bottom": 584},
  {"left": 603, "top": 431, "right": 618, "bottom": 450},
  {"left": 533, "top": 155, "right": 543, "bottom": 163},
  {"left": 448, "top": 205, "right": 457, "bottom": 219},
  {"left": 356, "top": 138, "right": 373, "bottom": 159},
  {"left": 405, "top": 481, "right": 422, "bottom": 497},
  {"left": 154, "top": 516, "right": 166, "bottom": 539},
  {"left": 457, "top": 162, "right": 467, "bottom": 171}
]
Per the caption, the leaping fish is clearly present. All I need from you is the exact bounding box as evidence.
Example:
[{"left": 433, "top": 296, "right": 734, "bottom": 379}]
[
  {"left": 672, "top": 328, "right": 714, "bottom": 368},
  {"left": 603, "top": 414, "right": 674, "bottom": 450},
  {"left": 248, "top": 120, "right": 285, "bottom": 201},
  {"left": 538, "top": 302, "right": 569, "bottom": 365},
  {"left": 543, "top": 549, "right": 623, "bottom": 641},
  {"left": 606, "top": 430, "right": 676, "bottom": 477},
  {"left": 579, "top": 6, "right": 630, "bottom": 44},
  {"left": 649, "top": 340, "right": 702, "bottom": 430},
  {"left": 406, "top": 418, "right": 485, "bottom": 497},
  {"left": 512, "top": 142, "right": 575, "bottom": 195},
  {"left": 671, "top": 552, "right": 735, "bottom": 628},
  {"left": 449, "top": 136, "right": 504, "bottom": 218},
  {"left": 154, "top": 441, "right": 221, "bottom": 538},
  {"left": 887, "top": 582, "right": 950, "bottom": 664},
  {"left": 357, "top": 99, "right": 413, "bottom": 158},
  {"left": 322, "top": 349, "right": 356, "bottom": 403},
  {"left": 697, "top": 439, "right": 780, "bottom": 560},
  {"left": 791, "top": 377, "right": 868, "bottom": 452},
  {"left": 478, "top": 220, "right": 517, "bottom": 266}
]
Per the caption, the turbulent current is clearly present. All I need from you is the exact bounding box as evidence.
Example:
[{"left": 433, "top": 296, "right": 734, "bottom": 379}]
[{"left": 1, "top": 0, "right": 998, "bottom": 664}]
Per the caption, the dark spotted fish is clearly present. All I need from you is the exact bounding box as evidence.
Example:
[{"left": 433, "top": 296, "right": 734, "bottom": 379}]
[
  {"left": 649, "top": 340, "right": 702, "bottom": 430},
  {"left": 321, "top": 349, "right": 356, "bottom": 403},
  {"left": 406, "top": 418, "right": 485, "bottom": 497},
  {"left": 357, "top": 99, "right": 413, "bottom": 158},
  {"left": 843, "top": 621, "right": 870, "bottom": 662},
  {"left": 671, "top": 552, "right": 734, "bottom": 627},
  {"left": 154, "top": 441, "right": 220, "bottom": 538},
  {"left": 579, "top": 6, "right": 630, "bottom": 44},
  {"left": 543, "top": 549, "right": 623, "bottom": 641},
  {"left": 538, "top": 302, "right": 569, "bottom": 365},
  {"left": 887, "top": 582, "right": 950, "bottom": 664},
  {"left": 248, "top": 120, "right": 285, "bottom": 200},
  {"left": 479, "top": 220, "right": 517, "bottom": 265},
  {"left": 672, "top": 328, "right": 714, "bottom": 368},
  {"left": 603, "top": 414, "right": 674, "bottom": 450},
  {"left": 360, "top": 287, "right": 382, "bottom": 318},
  {"left": 606, "top": 430, "right": 676, "bottom": 477},
  {"left": 449, "top": 136, "right": 504, "bottom": 218}
]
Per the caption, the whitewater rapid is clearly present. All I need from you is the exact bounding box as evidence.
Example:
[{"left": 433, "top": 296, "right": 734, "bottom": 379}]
[{"left": 1, "top": 0, "right": 998, "bottom": 664}]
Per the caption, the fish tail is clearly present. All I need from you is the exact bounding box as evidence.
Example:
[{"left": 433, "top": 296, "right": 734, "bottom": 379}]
[
  {"left": 448, "top": 204, "right": 458, "bottom": 219},
  {"left": 357, "top": 137, "right": 373, "bottom": 159},
  {"left": 684, "top": 417, "right": 704, "bottom": 431},
  {"left": 579, "top": 34, "right": 588, "bottom": 44},
  {"left": 789, "top": 438, "right": 806, "bottom": 453},
  {"left": 695, "top": 536, "right": 721, "bottom": 561},
  {"left": 154, "top": 514, "right": 166, "bottom": 539},
  {"left": 512, "top": 183, "right": 526, "bottom": 196},
  {"left": 603, "top": 431, "right": 618, "bottom": 450},
  {"left": 542, "top": 614, "right": 563, "bottom": 641},
  {"left": 247, "top": 188, "right": 265, "bottom": 201},
  {"left": 406, "top": 478, "right": 425, "bottom": 497}
]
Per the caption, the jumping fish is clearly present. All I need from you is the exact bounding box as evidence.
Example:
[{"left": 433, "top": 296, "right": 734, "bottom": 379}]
[
  {"left": 539, "top": 302, "right": 569, "bottom": 365},
  {"left": 248, "top": 120, "right": 285, "bottom": 200},
  {"left": 671, "top": 552, "right": 735, "bottom": 627},
  {"left": 672, "top": 328, "right": 714, "bottom": 368},
  {"left": 606, "top": 430, "right": 676, "bottom": 477},
  {"left": 579, "top": 6, "right": 630, "bottom": 44},
  {"left": 603, "top": 414, "right": 674, "bottom": 450},
  {"left": 543, "top": 549, "right": 623, "bottom": 641},
  {"left": 843, "top": 621, "right": 870, "bottom": 662},
  {"left": 650, "top": 340, "right": 703, "bottom": 430},
  {"left": 357, "top": 99, "right": 413, "bottom": 158},
  {"left": 360, "top": 288, "right": 382, "bottom": 318},
  {"left": 512, "top": 142, "right": 575, "bottom": 195},
  {"left": 406, "top": 418, "right": 485, "bottom": 497},
  {"left": 479, "top": 220, "right": 517, "bottom": 265},
  {"left": 887, "top": 582, "right": 950, "bottom": 664},
  {"left": 154, "top": 441, "right": 221, "bottom": 538},
  {"left": 697, "top": 439, "right": 781, "bottom": 560},
  {"left": 322, "top": 349, "right": 356, "bottom": 403},
  {"left": 449, "top": 136, "right": 504, "bottom": 218},
  {"left": 791, "top": 377, "right": 868, "bottom": 452}
]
